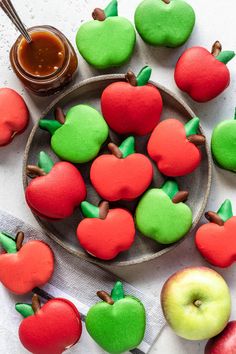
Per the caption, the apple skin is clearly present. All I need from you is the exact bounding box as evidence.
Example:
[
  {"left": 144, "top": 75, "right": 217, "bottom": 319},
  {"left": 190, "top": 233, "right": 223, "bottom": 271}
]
[
  {"left": 0, "top": 240, "right": 54, "bottom": 295},
  {"left": 147, "top": 119, "right": 201, "bottom": 177},
  {"left": 90, "top": 153, "right": 153, "bottom": 201},
  {"left": 205, "top": 321, "right": 236, "bottom": 354},
  {"left": 18, "top": 298, "right": 82, "bottom": 354},
  {"left": 25, "top": 162, "right": 86, "bottom": 219},
  {"left": 101, "top": 81, "right": 163, "bottom": 135},
  {"left": 161, "top": 267, "right": 231, "bottom": 340},
  {"left": 175, "top": 47, "right": 231, "bottom": 102}
]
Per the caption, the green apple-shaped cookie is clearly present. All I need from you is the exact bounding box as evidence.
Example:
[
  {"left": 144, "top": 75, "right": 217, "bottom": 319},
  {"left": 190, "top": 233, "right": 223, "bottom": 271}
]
[
  {"left": 135, "top": 0, "right": 195, "bottom": 47},
  {"left": 211, "top": 109, "right": 236, "bottom": 172},
  {"left": 39, "top": 105, "right": 109, "bottom": 163},
  {"left": 76, "top": 0, "right": 136, "bottom": 69},
  {"left": 86, "top": 281, "right": 146, "bottom": 354},
  {"left": 135, "top": 180, "right": 192, "bottom": 244}
]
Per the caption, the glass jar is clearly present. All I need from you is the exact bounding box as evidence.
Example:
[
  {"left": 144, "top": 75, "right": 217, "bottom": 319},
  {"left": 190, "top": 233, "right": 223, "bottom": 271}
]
[{"left": 10, "top": 26, "right": 78, "bottom": 96}]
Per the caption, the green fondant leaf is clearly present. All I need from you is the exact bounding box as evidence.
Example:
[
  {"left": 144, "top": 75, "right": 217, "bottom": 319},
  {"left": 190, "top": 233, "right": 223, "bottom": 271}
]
[
  {"left": 216, "top": 51, "right": 235, "bottom": 65},
  {"left": 217, "top": 199, "right": 233, "bottom": 222},
  {"left": 39, "top": 120, "right": 62, "bottom": 136},
  {"left": 38, "top": 152, "right": 54, "bottom": 174},
  {"left": 15, "top": 303, "right": 34, "bottom": 318},
  {"left": 185, "top": 117, "right": 200, "bottom": 136},
  {"left": 104, "top": 0, "right": 118, "bottom": 17},
  {"left": 119, "top": 136, "right": 135, "bottom": 158},
  {"left": 81, "top": 201, "right": 100, "bottom": 219},
  {"left": 0, "top": 232, "right": 17, "bottom": 254},
  {"left": 111, "top": 281, "right": 125, "bottom": 301},
  {"left": 161, "top": 180, "right": 179, "bottom": 199},
  {"left": 136, "top": 66, "right": 152, "bottom": 86}
]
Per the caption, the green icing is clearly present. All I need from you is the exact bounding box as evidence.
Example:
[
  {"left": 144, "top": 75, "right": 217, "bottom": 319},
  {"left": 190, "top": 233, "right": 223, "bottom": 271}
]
[
  {"left": 76, "top": 17, "right": 136, "bottom": 69},
  {"left": 0, "top": 232, "right": 17, "bottom": 253},
  {"left": 46, "top": 105, "right": 108, "bottom": 163},
  {"left": 217, "top": 200, "right": 233, "bottom": 222},
  {"left": 81, "top": 201, "right": 100, "bottom": 219},
  {"left": 136, "top": 66, "right": 152, "bottom": 86},
  {"left": 211, "top": 115, "right": 236, "bottom": 172},
  {"left": 111, "top": 282, "right": 125, "bottom": 302},
  {"left": 38, "top": 152, "right": 54, "bottom": 174},
  {"left": 15, "top": 303, "right": 34, "bottom": 318},
  {"left": 86, "top": 295, "right": 146, "bottom": 353},
  {"left": 104, "top": 0, "right": 118, "bottom": 17},
  {"left": 135, "top": 0, "right": 195, "bottom": 48},
  {"left": 161, "top": 180, "right": 179, "bottom": 199},
  {"left": 216, "top": 51, "right": 235, "bottom": 65},
  {"left": 119, "top": 136, "right": 135, "bottom": 158},
  {"left": 135, "top": 188, "right": 192, "bottom": 244},
  {"left": 39, "top": 120, "right": 62, "bottom": 135},
  {"left": 185, "top": 117, "right": 200, "bottom": 136}
]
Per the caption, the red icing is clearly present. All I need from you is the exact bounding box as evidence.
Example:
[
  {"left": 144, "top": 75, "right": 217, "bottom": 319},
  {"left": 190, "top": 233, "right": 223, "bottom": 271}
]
[
  {"left": 101, "top": 82, "right": 163, "bottom": 136},
  {"left": 25, "top": 162, "right": 86, "bottom": 219},
  {"left": 195, "top": 217, "right": 236, "bottom": 268},
  {"left": 19, "top": 298, "right": 82, "bottom": 354},
  {"left": 0, "top": 88, "right": 29, "bottom": 146},
  {"left": 174, "top": 47, "right": 230, "bottom": 102},
  {"left": 0, "top": 240, "right": 54, "bottom": 294},
  {"left": 147, "top": 119, "right": 201, "bottom": 177},
  {"left": 90, "top": 153, "right": 153, "bottom": 201},
  {"left": 77, "top": 208, "right": 135, "bottom": 260}
]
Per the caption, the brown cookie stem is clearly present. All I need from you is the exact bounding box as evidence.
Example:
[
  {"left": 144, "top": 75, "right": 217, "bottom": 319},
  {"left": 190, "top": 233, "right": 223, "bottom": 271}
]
[
  {"left": 172, "top": 191, "right": 189, "bottom": 204},
  {"left": 97, "top": 291, "right": 114, "bottom": 305},
  {"left": 16, "top": 231, "right": 24, "bottom": 251},
  {"left": 108, "top": 143, "right": 123, "bottom": 159},
  {"left": 162, "top": 0, "right": 171, "bottom": 3},
  {"left": 99, "top": 201, "right": 109, "bottom": 220},
  {"left": 211, "top": 41, "right": 222, "bottom": 57},
  {"left": 92, "top": 8, "right": 106, "bottom": 21},
  {"left": 32, "top": 294, "right": 41, "bottom": 313},
  {"left": 188, "top": 134, "right": 206, "bottom": 146},
  {"left": 54, "top": 107, "right": 65, "bottom": 124},
  {"left": 205, "top": 211, "right": 224, "bottom": 226},
  {"left": 125, "top": 71, "right": 137, "bottom": 86},
  {"left": 26, "top": 165, "right": 46, "bottom": 178}
]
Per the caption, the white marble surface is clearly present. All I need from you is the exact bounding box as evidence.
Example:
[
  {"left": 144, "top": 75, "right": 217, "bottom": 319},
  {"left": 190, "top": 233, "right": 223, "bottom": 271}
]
[{"left": 0, "top": 0, "right": 235, "bottom": 353}]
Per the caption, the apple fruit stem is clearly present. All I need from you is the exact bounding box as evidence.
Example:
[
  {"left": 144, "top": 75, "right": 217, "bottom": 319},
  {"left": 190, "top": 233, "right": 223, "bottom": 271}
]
[
  {"left": 15, "top": 303, "right": 35, "bottom": 318},
  {"left": 125, "top": 66, "right": 152, "bottom": 87},
  {"left": 0, "top": 231, "right": 18, "bottom": 253},
  {"left": 97, "top": 291, "right": 115, "bottom": 305},
  {"left": 108, "top": 136, "right": 135, "bottom": 159},
  {"left": 39, "top": 120, "right": 63, "bottom": 135},
  {"left": 81, "top": 201, "right": 109, "bottom": 220},
  {"left": 38, "top": 151, "right": 54, "bottom": 174},
  {"left": 194, "top": 300, "right": 202, "bottom": 307},
  {"left": 111, "top": 281, "right": 125, "bottom": 301}
]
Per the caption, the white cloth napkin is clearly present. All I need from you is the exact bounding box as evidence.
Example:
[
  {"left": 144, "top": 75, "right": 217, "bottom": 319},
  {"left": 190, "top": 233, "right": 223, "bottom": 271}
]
[{"left": 0, "top": 209, "right": 165, "bottom": 354}]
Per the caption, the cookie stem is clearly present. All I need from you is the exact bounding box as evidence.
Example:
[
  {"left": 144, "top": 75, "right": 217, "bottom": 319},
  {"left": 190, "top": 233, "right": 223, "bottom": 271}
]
[
  {"left": 217, "top": 199, "right": 233, "bottom": 222},
  {"left": 32, "top": 294, "right": 41, "bottom": 314},
  {"left": 216, "top": 51, "right": 235, "bottom": 64},
  {"left": 111, "top": 281, "right": 125, "bottom": 302},
  {"left": 162, "top": 0, "right": 171, "bottom": 3},
  {"left": 185, "top": 117, "right": 200, "bottom": 137},
  {"left": 104, "top": 0, "right": 118, "bottom": 17},
  {"left": 0, "top": 232, "right": 17, "bottom": 253},
  {"left": 39, "top": 119, "right": 62, "bottom": 135},
  {"left": 16, "top": 231, "right": 24, "bottom": 251},
  {"left": 97, "top": 291, "right": 114, "bottom": 305},
  {"left": 108, "top": 137, "right": 135, "bottom": 158},
  {"left": 161, "top": 180, "right": 179, "bottom": 200},
  {"left": 38, "top": 152, "right": 54, "bottom": 174},
  {"left": 211, "top": 41, "right": 222, "bottom": 57},
  {"left": 15, "top": 303, "right": 34, "bottom": 318},
  {"left": 26, "top": 165, "right": 47, "bottom": 178},
  {"left": 81, "top": 201, "right": 109, "bottom": 220},
  {"left": 136, "top": 66, "right": 152, "bottom": 86}
]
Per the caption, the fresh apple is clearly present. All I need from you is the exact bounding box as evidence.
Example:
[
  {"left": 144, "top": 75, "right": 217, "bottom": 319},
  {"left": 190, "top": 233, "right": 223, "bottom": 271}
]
[
  {"left": 161, "top": 267, "right": 231, "bottom": 340},
  {"left": 205, "top": 321, "right": 236, "bottom": 354},
  {"left": 77, "top": 201, "right": 135, "bottom": 260},
  {"left": 135, "top": 0, "right": 195, "bottom": 47},
  {"left": 195, "top": 199, "right": 236, "bottom": 268},
  {"left": 86, "top": 281, "right": 146, "bottom": 353},
  {"left": 135, "top": 179, "right": 192, "bottom": 244},
  {"left": 90, "top": 136, "right": 153, "bottom": 201},
  {"left": 211, "top": 109, "right": 236, "bottom": 172},
  {"left": 25, "top": 152, "right": 86, "bottom": 219},
  {"left": 0, "top": 88, "right": 29, "bottom": 146},
  {"left": 101, "top": 66, "right": 163, "bottom": 135},
  {"left": 147, "top": 117, "right": 205, "bottom": 177},
  {"left": 0, "top": 231, "right": 54, "bottom": 294},
  {"left": 76, "top": 0, "right": 136, "bottom": 69},
  {"left": 16, "top": 294, "right": 82, "bottom": 354},
  {"left": 39, "top": 105, "right": 108, "bottom": 163},
  {"left": 175, "top": 41, "right": 235, "bottom": 102}
]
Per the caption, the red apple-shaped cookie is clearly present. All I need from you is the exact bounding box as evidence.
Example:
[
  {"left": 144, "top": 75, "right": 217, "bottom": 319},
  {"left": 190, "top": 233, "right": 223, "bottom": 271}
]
[
  {"left": 175, "top": 41, "right": 235, "bottom": 102},
  {"left": 90, "top": 137, "right": 153, "bottom": 201},
  {"left": 16, "top": 294, "right": 82, "bottom": 354},
  {"left": 196, "top": 200, "right": 236, "bottom": 268},
  {"left": 77, "top": 201, "right": 135, "bottom": 260},
  {"left": 101, "top": 66, "right": 163, "bottom": 135},
  {"left": 0, "top": 231, "right": 54, "bottom": 295},
  {"left": 147, "top": 117, "right": 205, "bottom": 177},
  {"left": 0, "top": 88, "right": 29, "bottom": 146},
  {"left": 25, "top": 152, "right": 86, "bottom": 219}
]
